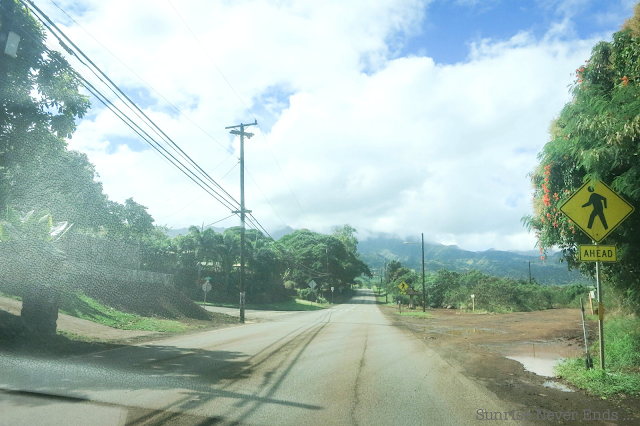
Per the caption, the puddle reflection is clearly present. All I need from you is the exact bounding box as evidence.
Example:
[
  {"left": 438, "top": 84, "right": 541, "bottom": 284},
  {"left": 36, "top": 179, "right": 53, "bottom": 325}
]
[{"left": 502, "top": 342, "right": 582, "bottom": 377}]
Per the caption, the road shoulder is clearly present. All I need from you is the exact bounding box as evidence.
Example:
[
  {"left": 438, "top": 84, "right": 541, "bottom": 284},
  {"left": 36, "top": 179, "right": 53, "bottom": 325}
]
[{"left": 378, "top": 303, "right": 640, "bottom": 425}]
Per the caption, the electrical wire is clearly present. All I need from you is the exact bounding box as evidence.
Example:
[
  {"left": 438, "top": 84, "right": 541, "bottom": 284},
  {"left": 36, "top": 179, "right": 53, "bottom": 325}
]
[
  {"left": 165, "top": 0, "right": 312, "bottom": 227},
  {"left": 46, "top": 0, "right": 235, "bottom": 156},
  {"left": 12, "top": 1, "right": 331, "bottom": 279},
  {"left": 22, "top": 0, "right": 241, "bottom": 211}
]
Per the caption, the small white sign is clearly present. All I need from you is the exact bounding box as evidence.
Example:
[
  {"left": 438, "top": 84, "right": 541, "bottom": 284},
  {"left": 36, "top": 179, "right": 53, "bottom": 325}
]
[
  {"left": 202, "top": 282, "right": 212, "bottom": 292},
  {"left": 4, "top": 31, "right": 20, "bottom": 58},
  {"left": 331, "top": 287, "right": 334, "bottom": 292},
  {"left": 471, "top": 294, "right": 475, "bottom": 299}
]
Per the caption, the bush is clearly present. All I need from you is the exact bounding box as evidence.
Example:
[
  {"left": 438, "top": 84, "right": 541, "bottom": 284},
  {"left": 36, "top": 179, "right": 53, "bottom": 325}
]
[{"left": 296, "top": 288, "right": 318, "bottom": 302}]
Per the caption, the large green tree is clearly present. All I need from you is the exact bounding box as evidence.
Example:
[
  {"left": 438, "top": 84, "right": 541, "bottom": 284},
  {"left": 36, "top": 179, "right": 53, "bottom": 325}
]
[
  {"left": 279, "top": 228, "right": 371, "bottom": 289},
  {"left": 1, "top": 0, "right": 90, "bottom": 215},
  {"left": 523, "top": 5, "right": 640, "bottom": 307}
]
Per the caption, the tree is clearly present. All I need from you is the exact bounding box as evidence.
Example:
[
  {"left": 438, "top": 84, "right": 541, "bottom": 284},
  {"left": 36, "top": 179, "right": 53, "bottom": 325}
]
[
  {"left": 279, "top": 229, "right": 371, "bottom": 289},
  {"left": 1, "top": 0, "right": 90, "bottom": 215},
  {"left": 522, "top": 8, "right": 640, "bottom": 307},
  {"left": 332, "top": 224, "right": 359, "bottom": 255}
]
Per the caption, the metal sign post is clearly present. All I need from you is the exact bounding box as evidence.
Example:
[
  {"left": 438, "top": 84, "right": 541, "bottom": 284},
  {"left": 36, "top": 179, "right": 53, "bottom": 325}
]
[
  {"left": 595, "top": 252, "right": 605, "bottom": 370},
  {"left": 560, "top": 180, "right": 635, "bottom": 370},
  {"left": 580, "top": 298, "right": 593, "bottom": 370}
]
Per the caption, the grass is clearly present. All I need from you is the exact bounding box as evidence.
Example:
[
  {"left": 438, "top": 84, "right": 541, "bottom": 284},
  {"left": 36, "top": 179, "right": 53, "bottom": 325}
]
[
  {"left": 59, "top": 292, "right": 192, "bottom": 333},
  {"left": 0, "top": 290, "right": 21, "bottom": 301},
  {"left": 197, "top": 297, "right": 326, "bottom": 311},
  {"left": 554, "top": 315, "right": 640, "bottom": 398},
  {"left": 395, "top": 311, "right": 433, "bottom": 319}
]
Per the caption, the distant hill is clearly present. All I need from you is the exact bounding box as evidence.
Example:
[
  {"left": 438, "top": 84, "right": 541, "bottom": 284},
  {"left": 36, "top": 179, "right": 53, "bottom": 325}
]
[{"left": 357, "top": 236, "right": 588, "bottom": 286}]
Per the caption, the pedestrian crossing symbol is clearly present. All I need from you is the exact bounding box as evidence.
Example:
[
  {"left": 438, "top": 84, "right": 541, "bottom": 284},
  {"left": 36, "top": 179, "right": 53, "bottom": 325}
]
[
  {"left": 560, "top": 180, "right": 634, "bottom": 243},
  {"left": 398, "top": 281, "right": 408, "bottom": 294}
]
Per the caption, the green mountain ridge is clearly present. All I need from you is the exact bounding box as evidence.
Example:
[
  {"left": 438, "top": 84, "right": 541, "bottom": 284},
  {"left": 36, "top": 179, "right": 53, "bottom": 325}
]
[{"left": 358, "top": 236, "right": 587, "bottom": 286}]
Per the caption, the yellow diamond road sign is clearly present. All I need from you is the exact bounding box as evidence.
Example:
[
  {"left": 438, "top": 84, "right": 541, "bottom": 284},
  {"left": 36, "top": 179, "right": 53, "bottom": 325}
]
[
  {"left": 560, "top": 180, "right": 634, "bottom": 243},
  {"left": 398, "top": 281, "right": 408, "bottom": 293}
]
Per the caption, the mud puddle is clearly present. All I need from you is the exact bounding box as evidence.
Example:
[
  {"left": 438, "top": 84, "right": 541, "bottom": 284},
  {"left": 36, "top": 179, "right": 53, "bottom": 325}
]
[{"left": 500, "top": 341, "right": 583, "bottom": 377}]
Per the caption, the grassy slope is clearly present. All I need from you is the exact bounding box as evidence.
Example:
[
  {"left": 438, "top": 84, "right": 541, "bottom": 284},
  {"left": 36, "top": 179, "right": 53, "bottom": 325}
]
[{"left": 59, "top": 292, "right": 193, "bottom": 332}]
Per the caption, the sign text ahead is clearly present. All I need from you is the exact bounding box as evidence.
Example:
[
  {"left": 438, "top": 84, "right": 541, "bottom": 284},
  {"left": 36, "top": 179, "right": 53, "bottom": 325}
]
[{"left": 579, "top": 245, "right": 617, "bottom": 262}]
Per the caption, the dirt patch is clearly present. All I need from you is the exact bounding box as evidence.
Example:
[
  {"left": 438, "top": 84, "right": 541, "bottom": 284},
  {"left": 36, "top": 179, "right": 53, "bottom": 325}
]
[{"left": 381, "top": 305, "right": 640, "bottom": 425}]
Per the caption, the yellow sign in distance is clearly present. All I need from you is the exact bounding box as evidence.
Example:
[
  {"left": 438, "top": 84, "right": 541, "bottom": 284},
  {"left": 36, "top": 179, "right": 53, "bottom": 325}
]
[
  {"left": 398, "top": 281, "right": 408, "bottom": 294},
  {"left": 579, "top": 245, "right": 617, "bottom": 262},
  {"left": 560, "top": 180, "right": 634, "bottom": 243}
]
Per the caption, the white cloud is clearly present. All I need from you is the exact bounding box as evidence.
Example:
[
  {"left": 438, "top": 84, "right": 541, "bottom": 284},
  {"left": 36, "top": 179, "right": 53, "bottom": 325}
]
[{"left": 37, "top": 0, "right": 603, "bottom": 251}]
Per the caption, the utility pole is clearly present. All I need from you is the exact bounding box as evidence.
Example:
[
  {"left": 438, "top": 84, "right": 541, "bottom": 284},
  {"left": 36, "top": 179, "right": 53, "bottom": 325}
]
[
  {"left": 528, "top": 261, "right": 532, "bottom": 284},
  {"left": 383, "top": 258, "right": 386, "bottom": 298},
  {"left": 225, "top": 120, "right": 257, "bottom": 323},
  {"left": 421, "top": 233, "right": 426, "bottom": 313},
  {"left": 403, "top": 235, "right": 426, "bottom": 312}
]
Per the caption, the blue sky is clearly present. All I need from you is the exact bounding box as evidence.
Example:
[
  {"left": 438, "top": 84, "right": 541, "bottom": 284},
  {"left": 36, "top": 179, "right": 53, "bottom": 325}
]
[{"left": 402, "top": 0, "right": 635, "bottom": 64}]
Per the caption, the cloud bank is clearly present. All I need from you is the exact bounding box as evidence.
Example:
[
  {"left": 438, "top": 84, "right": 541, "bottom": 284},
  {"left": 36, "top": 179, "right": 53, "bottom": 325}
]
[{"left": 39, "top": 0, "right": 606, "bottom": 250}]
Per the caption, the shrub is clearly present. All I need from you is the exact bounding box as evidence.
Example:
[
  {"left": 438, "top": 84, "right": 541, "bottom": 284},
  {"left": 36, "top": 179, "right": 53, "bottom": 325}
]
[{"left": 296, "top": 288, "right": 318, "bottom": 302}]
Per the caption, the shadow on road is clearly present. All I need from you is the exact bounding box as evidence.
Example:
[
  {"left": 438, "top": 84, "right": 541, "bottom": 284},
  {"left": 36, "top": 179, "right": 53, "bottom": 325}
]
[{"left": 1, "top": 308, "right": 330, "bottom": 424}]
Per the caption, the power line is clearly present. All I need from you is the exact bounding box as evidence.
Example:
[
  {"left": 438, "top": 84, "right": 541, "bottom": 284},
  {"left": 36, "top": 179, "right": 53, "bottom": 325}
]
[
  {"left": 46, "top": 0, "right": 235, "bottom": 156},
  {"left": 22, "top": 0, "right": 241, "bottom": 211},
  {"left": 5, "top": 1, "right": 332, "bottom": 280},
  {"left": 165, "top": 0, "right": 312, "bottom": 228},
  {"left": 204, "top": 214, "right": 235, "bottom": 228}
]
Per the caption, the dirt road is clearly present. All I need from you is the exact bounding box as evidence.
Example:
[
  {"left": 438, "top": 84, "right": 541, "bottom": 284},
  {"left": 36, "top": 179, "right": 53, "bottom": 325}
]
[{"left": 380, "top": 304, "right": 640, "bottom": 424}]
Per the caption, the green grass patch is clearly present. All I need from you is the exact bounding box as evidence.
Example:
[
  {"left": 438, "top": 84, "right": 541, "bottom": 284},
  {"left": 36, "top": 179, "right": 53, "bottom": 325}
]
[
  {"left": 197, "top": 298, "right": 326, "bottom": 311},
  {"left": 59, "top": 292, "right": 191, "bottom": 333},
  {"left": 395, "top": 311, "right": 433, "bottom": 319},
  {"left": 554, "top": 315, "right": 640, "bottom": 397},
  {"left": 0, "top": 291, "right": 21, "bottom": 301},
  {"left": 555, "top": 358, "right": 640, "bottom": 397}
]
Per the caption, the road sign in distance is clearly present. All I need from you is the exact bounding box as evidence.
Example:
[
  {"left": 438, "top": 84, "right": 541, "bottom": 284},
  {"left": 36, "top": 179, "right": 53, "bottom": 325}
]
[
  {"left": 579, "top": 245, "right": 617, "bottom": 262},
  {"left": 308, "top": 280, "right": 317, "bottom": 289},
  {"left": 398, "top": 281, "right": 408, "bottom": 293},
  {"left": 202, "top": 282, "right": 212, "bottom": 292},
  {"left": 560, "top": 180, "right": 634, "bottom": 242}
]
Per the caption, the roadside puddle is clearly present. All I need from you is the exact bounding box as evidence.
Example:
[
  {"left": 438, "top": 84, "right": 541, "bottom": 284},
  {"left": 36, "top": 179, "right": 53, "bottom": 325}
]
[
  {"left": 501, "top": 342, "right": 582, "bottom": 378},
  {"left": 543, "top": 381, "right": 574, "bottom": 392}
]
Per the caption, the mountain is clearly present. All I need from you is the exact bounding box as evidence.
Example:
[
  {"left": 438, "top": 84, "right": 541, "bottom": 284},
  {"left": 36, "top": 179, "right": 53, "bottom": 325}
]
[
  {"left": 270, "top": 226, "right": 295, "bottom": 240},
  {"left": 357, "top": 236, "right": 587, "bottom": 286}
]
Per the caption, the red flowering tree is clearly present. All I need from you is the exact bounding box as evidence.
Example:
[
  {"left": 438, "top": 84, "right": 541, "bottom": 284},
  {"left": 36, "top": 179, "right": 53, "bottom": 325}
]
[{"left": 523, "top": 8, "right": 640, "bottom": 308}]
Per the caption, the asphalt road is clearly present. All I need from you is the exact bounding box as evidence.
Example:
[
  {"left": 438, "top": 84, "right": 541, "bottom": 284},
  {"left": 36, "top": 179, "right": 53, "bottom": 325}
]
[{"left": 0, "top": 289, "right": 523, "bottom": 425}]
